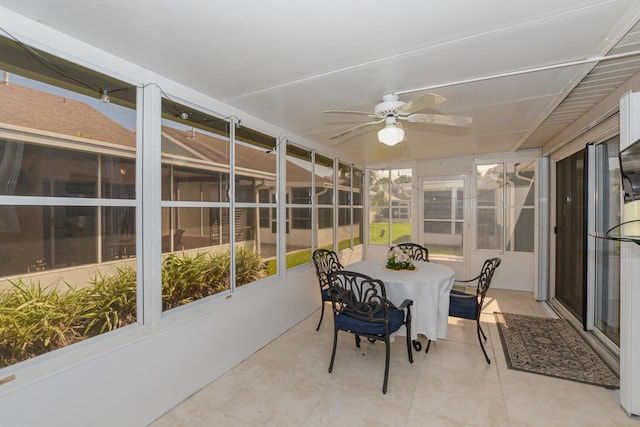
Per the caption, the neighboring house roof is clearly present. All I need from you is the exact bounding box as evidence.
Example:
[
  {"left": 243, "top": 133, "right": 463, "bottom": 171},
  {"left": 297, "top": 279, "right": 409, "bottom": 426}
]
[
  {"left": 1, "top": 80, "right": 332, "bottom": 186},
  {"left": 0, "top": 81, "right": 136, "bottom": 147},
  {"left": 163, "top": 125, "right": 332, "bottom": 185}
]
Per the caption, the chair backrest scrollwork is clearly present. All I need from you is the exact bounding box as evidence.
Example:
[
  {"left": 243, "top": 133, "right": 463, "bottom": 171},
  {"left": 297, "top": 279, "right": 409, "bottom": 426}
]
[
  {"left": 328, "top": 270, "right": 389, "bottom": 324},
  {"left": 477, "top": 257, "right": 501, "bottom": 306},
  {"left": 312, "top": 249, "right": 343, "bottom": 293},
  {"left": 389, "top": 243, "right": 429, "bottom": 262}
]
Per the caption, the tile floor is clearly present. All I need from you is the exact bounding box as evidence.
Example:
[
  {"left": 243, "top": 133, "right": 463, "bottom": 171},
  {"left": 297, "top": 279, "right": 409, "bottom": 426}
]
[{"left": 150, "top": 289, "right": 640, "bottom": 426}]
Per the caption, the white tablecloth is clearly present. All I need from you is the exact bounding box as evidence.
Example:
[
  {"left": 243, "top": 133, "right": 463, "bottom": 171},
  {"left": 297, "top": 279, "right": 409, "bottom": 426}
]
[{"left": 345, "top": 260, "right": 455, "bottom": 341}]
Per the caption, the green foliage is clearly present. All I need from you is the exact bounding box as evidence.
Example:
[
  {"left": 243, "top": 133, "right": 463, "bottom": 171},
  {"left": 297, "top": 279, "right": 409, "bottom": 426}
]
[
  {"left": 161, "top": 251, "right": 228, "bottom": 310},
  {"left": 235, "top": 246, "right": 267, "bottom": 287},
  {"left": 81, "top": 267, "right": 137, "bottom": 335},
  {"left": 0, "top": 247, "right": 265, "bottom": 368}
]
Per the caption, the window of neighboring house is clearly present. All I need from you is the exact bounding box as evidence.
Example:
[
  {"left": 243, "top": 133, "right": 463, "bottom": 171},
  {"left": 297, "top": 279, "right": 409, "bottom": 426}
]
[
  {"left": 258, "top": 189, "right": 270, "bottom": 228},
  {"left": 422, "top": 178, "right": 465, "bottom": 259},
  {"left": 286, "top": 142, "right": 312, "bottom": 268},
  {"left": 368, "top": 168, "right": 413, "bottom": 245},
  {"left": 0, "top": 40, "right": 138, "bottom": 368},
  {"left": 476, "top": 161, "right": 535, "bottom": 252}
]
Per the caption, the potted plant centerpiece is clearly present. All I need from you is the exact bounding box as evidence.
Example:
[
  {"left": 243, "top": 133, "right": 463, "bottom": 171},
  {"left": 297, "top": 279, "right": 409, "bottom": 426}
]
[{"left": 386, "top": 246, "right": 416, "bottom": 271}]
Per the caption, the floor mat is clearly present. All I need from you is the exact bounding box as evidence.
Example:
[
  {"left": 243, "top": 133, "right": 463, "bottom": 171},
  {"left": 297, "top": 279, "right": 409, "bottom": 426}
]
[{"left": 494, "top": 312, "right": 619, "bottom": 388}]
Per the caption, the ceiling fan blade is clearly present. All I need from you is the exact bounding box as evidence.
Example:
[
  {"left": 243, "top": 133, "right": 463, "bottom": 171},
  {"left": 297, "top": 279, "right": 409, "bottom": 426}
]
[
  {"left": 398, "top": 93, "right": 447, "bottom": 115},
  {"left": 324, "top": 109, "right": 376, "bottom": 116},
  {"left": 407, "top": 113, "right": 473, "bottom": 127},
  {"left": 329, "top": 118, "right": 385, "bottom": 141}
]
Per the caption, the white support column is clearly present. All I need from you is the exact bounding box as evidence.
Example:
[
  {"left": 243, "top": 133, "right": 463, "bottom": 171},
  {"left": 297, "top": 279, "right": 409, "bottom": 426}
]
[
  {"left": 535, "top": 156, "right": 549, "bottom": 301},
  {"left": 619, "top": 91, "right": 640, "bottom": 416},
  {"left": 139, "top": 82, "right": 163, "bottom": 327}
]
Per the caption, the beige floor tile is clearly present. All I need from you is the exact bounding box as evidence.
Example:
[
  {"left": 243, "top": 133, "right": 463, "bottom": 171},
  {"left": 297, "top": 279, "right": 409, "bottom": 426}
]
[{"left": 149, "top": 289, "right": 638, "bottom": 427}]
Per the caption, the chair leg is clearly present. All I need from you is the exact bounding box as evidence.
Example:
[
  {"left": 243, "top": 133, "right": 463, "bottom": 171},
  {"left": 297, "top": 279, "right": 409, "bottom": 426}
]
[
  {"left": 382, "top": 336, "right": 390, "bottom": 394},
  {"left": 425, "top": 339, "right": 432, "bottom": 353},
  {"left": 405, "top": 313, "right": 414, "bottom": 364},
  {"left": 476, "top": 322, "right": 491, "bottom": 364},
  {"left": 315, "top": 301, "right": 325, "bottom": 331},
  {"left": 406, "top": 334, "right": 414, "bottom": 364},
  {"left": 328, "top": 328, "right": 338, "bottom": 373},
  {"left": 355, "top": 335, "right": 361, "bottom": 348},
  {"left": 478, "top": 321, "right": 487, "bottom": 341}
]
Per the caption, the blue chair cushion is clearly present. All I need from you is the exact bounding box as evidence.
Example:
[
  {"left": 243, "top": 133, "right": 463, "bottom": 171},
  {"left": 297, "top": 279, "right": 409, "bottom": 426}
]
[
  {"left": 321, "top": 288, "right": 332, "bottom": 301},
  {"left": 449, "top": 290, "right": 479, "bottom": 319},
  {"left": 334, "top": 307, "right": 405, "bottom": 336}
]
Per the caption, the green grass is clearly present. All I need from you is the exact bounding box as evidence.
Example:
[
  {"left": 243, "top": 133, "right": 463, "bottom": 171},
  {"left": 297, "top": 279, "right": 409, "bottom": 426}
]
[
  {"left": 369, "top": 222, "right": 412, "bottom": 245},
  {"left": 265, "top": 237, "right": 362, "bottom": 275}
]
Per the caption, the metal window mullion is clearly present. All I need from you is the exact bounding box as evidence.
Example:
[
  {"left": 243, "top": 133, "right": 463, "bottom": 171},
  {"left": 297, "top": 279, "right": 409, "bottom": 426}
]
[
  {"left": 503, "top": 164, "right": 508, "bottom": 252},
  {"left": 278, "top": 138, "right": 287, "bottom": 274},
  {"left": 97, "top": 154, "right": 103, "bottom": 263},
  {"left": 311, "top": 149, "right": 316, "bottom": 250},
  {"left": 450, "top": 186, "right": 456, "bottom": 235},
  {"left": 387, "top": 169, "right": 392, "bottom": 246},
  {"left": 169, "top": 164, "right": 174, "bottom": 250},
  {"left": 229, "top": 118, "right": 237, "bottom": 292},
  {"left": 333, "top": 157, "right": 339, "bottom": 252},
  {"left": 349, "top": 164, "right": 354, "bottom": 249}
]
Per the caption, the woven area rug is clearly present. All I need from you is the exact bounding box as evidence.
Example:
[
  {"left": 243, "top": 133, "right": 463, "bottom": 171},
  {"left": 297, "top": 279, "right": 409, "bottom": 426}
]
[{"left": 494, "top": 312, "right": 619, "bottom": 388}]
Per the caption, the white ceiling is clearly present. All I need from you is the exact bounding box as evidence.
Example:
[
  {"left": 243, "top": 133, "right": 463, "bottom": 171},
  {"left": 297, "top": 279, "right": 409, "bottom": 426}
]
[{"left": 2, "top": 0, "right": 640, "bottom": 165}]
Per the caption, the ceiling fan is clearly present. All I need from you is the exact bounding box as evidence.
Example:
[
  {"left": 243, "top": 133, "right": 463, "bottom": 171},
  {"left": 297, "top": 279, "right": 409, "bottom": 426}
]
[{"left": 325, "top": 93, "right": 473, "bottom": 146}]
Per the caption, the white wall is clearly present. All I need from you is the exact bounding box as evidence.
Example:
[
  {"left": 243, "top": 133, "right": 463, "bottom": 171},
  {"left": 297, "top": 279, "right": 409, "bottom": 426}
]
[{"left": 0, "top": 266, "right": 319, "bottom": 426}]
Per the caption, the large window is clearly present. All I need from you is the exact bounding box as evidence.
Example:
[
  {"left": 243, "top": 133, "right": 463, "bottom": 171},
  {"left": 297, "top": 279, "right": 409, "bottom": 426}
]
[
  {"left": 160, "top": 100, "right": 277, "bottom": 310},
  {"left": 369, "top": 168, "right": 412, "bottom": 245},
  {"left": 476, "top": 161, "right": 535, "bottom": 252},
  {"left": 234, "top": 137, "right": 278, "bottom": 279},
  {"left": 422, "top": 178, "right": 465, "bottom": 258},
  {"left": 285, "top": 143, "right": 312, "bottom": 268},
  {"left": 338, "top": 162, "right": 363, "bottom": 249},
  {"left": 0, "top": 38, "right": 138, "bottom": 367},
  {"left": 0, "top": 33, "right": 365, "bottom": 371},
  {"left": 315, "top": 154, "right": 334, "bottom": 250},
  {"left": 353, "top": 167, "right": 364, "bottom": 247}
]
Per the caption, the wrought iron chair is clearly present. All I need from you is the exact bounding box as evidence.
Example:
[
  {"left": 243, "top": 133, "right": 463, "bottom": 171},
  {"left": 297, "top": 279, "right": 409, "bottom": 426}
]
[
  {"left": 389, "top": 242, "right": 429, "bottom": 262},
  {"left": 312, "top": 249, "right": 343, "bottom": 331},
  {"left": 327, "top": 270, "right": 414, "bottom": 394},
  {"left": 447, "top": 257, "right": 502, "bottom": 364}
]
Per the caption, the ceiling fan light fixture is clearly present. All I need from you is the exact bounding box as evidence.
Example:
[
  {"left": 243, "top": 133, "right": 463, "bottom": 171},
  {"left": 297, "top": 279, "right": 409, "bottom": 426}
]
[{"left": 378, "top": 123, "right": 405, "bottom": 146}]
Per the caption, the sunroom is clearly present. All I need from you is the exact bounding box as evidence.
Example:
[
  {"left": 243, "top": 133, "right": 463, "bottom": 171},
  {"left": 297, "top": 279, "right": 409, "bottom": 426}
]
[{"left": 1, "top": 1, "right": 640, "bottom": 426}]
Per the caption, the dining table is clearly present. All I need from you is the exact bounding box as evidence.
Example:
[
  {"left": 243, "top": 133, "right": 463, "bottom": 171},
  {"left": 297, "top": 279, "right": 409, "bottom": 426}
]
[{"left": 344, "top": 260, "right": 455, "bottom": 343}]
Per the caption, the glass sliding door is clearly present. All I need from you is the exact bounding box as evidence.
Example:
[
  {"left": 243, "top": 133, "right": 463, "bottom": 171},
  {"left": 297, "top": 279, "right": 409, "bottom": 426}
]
[
  {"left": 594, "top": 136, "right": 621, "bottom": 346},
  {"left": 555, "top": 149, "right": 586, "bottom": 322},
  {"left": 554, "top": 136, "right": 621, "bottom": 350}
]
